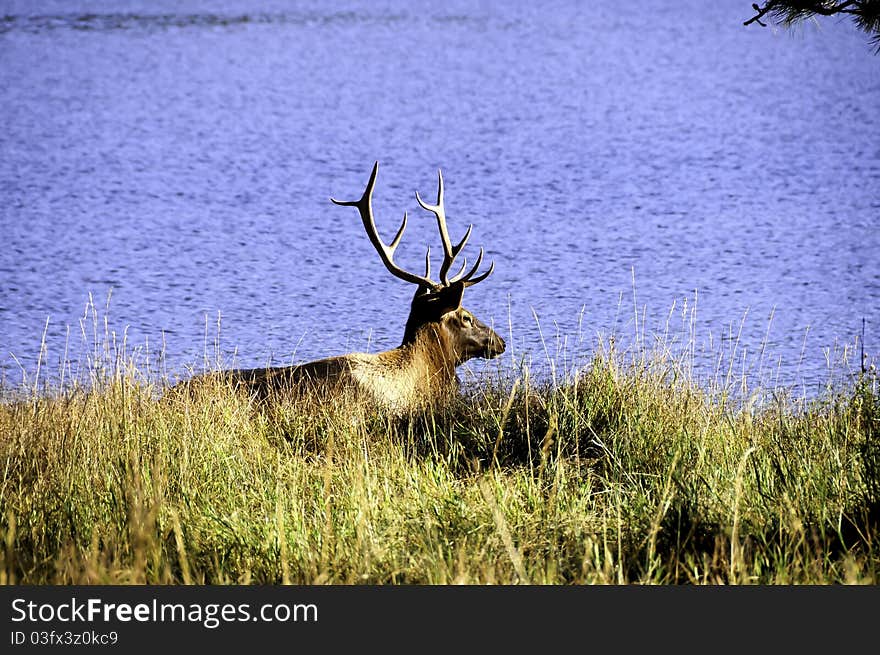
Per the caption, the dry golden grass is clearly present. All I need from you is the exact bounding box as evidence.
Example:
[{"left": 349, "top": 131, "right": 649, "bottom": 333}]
[{"left": 1, "top": 306, "right": 877, "bottom": 584}]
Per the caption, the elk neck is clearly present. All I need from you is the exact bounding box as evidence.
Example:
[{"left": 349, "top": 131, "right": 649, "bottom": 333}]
[{"left": 396, "top": 320, "right": 460, "bottom": 388}]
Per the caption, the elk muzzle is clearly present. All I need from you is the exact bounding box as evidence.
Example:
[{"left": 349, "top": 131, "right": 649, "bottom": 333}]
[{"left": 481, "top": 327, "right": 506, "bottom": 359}]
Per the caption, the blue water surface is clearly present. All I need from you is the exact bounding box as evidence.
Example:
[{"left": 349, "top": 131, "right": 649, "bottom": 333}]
[{"left": 1, "top": 0, "right": 878, "bottom": 394}]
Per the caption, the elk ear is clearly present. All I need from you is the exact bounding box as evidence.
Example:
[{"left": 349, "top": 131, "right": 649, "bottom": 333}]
[
  {"left": 411, "top": 281, "right": 465, "bottom": 318},
  {"left": 441, "top": 280, "right": 465, "bottom": 313}
]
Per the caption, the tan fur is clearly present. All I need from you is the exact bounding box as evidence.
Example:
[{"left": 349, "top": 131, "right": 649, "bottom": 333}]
[
  {"left": 347, "top": 325, "right": 459, "bottom": 413},
  {"left": 173, "top": 305, "right": 502, "bottom": 417}
]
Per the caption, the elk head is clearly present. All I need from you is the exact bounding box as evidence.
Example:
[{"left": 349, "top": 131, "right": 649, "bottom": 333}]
[{"left": 331, "top": 162, "right": 505, "bottom": 368}]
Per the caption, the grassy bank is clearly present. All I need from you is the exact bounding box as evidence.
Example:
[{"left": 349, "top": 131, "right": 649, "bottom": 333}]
[{"left": 1, "top": 332, "right": 878, "bottom": 584}]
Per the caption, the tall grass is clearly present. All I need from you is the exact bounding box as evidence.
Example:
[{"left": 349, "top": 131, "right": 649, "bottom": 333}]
[{"left": 1, "top": 301, "right": 877, "bottom": 584}]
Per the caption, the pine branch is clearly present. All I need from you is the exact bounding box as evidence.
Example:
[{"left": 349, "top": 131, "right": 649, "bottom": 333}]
[{"left": 745, "top": 1, "right": 880, "bottom": 53}]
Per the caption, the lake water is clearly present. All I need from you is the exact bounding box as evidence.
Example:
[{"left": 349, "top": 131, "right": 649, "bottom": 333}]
[{"left": 1, "top": 0, "right": 878, "bottom": 396}]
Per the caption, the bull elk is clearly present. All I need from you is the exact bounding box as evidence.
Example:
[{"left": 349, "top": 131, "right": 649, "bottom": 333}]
[{"left": 178, "top": 162, "right": 505, "bottom": 415}]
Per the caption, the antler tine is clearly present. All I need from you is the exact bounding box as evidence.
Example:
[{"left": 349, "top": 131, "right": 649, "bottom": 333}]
[
  {"left": 449, "top": 256, "right": 468, "bottom": 283},
  {"left": 331, "top": 162, "right": 438, "bottom": 291},
  {"left": 415, "top": 169, "right": 471, "bottom": 286},
  {"left": 462, "top": 261, "right": 494, "bottom": 287},
  {"left": 455, "top": 247, "right": 495, "bottom": 287},
  {"left": 454, "top": 224, "right": 472, "bottom": 259},
  {"left": 390, "top": 212, "right": 407, "bottom": 251},
  {"left": 451, "top": 248, "right": 481, "bottom": 284}
]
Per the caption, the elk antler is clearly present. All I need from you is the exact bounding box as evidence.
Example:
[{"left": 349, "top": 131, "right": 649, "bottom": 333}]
[
  {"left": 331, "top": 162, "right": 494, "bottom": 292},
  {"left": 415, "top": 169, "right": 494, "bottom": 288},
  {"left": 331, "top": 162, "right": 440, "bottom": 292}
]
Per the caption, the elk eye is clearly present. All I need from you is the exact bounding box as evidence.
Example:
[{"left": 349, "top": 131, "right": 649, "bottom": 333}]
[{"left": 462, "top": 314, "right": 473, "bottom": 326}]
